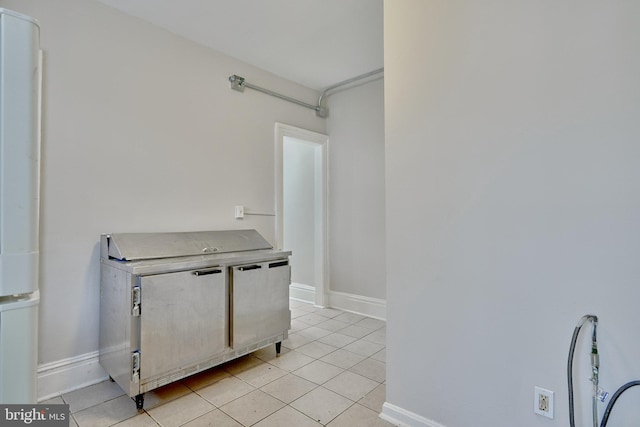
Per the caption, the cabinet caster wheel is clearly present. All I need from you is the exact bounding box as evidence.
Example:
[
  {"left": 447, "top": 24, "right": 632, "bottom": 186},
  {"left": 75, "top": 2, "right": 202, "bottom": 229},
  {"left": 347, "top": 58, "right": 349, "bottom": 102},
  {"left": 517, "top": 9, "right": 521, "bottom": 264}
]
[
  {"left": 275, "top": 341, "right": 282, "bottom": 356},
  {"left": 135, "top": 394, "right": 144, "bottom": 413}
]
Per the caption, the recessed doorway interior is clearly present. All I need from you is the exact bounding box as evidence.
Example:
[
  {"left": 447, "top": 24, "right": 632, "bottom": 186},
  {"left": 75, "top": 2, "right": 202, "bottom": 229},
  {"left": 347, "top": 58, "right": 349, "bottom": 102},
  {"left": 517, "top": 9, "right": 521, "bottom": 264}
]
[{"left": 275, "top": 123, "right": 328, "bottom": 307}]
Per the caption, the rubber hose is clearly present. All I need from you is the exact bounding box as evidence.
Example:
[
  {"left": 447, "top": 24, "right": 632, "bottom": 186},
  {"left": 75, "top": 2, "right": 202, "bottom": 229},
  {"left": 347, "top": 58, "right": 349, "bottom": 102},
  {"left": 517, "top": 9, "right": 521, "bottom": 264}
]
[
  {"left": 599, "top": 381, "right": 640, "bottom": 427},
  {"left": 568, "top": 325, "right": 581, "bottom": 427},
  {"left": 568, "top": 315, "right": 598, "bottom": 427}
]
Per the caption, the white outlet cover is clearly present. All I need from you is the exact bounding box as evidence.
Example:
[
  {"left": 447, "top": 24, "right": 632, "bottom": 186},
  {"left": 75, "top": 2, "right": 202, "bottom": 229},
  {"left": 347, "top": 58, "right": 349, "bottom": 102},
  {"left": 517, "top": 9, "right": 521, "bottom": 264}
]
[{"left": 534, "top": 386, "right": 554, "bottom": 419}]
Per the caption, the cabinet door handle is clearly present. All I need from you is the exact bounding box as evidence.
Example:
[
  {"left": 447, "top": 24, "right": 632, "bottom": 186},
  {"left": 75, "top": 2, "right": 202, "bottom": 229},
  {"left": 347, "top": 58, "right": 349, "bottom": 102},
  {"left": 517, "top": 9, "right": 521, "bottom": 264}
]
[
  {"left": 269, "top": 261, "right": 289, "bottom": 268},
  {"left": 193, "top": 269, "right": 222, "bottom": 276},
  {"left": 239, "top": 265, "right": 262, "bottom": 271}
]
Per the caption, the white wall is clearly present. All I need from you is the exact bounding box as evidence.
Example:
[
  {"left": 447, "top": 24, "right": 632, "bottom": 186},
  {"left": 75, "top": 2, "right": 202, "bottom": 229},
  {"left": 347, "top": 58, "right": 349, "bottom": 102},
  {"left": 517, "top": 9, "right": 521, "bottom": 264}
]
[
  {"left": 283, "top": 137, "right": 316, "bottom": 287},
  {"left": 385, "top": 1, "right": 640, "bottom": 426},
  {"left": 1, "top": 0, "right": 325, "bottom": 393},
  {"left": 326, "top": 80, "right": 386, "bottom": 302}
]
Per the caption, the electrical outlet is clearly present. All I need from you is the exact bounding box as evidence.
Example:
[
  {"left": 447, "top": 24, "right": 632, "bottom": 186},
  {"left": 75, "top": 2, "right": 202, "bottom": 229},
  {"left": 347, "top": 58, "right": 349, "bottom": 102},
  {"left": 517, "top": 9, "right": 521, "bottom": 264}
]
[
  {"left": 534, "top": 387, "right": 554, "bottom": 419},
  {"left": 539, "top": 394, "right": 549, "bottom": 412}
]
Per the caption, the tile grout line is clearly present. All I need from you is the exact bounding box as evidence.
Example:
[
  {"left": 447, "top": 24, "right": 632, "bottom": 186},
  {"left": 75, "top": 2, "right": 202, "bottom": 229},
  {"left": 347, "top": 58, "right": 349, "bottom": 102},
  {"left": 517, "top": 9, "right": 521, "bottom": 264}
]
[{"left": 72, "top": 301, "right": 386, "bottom": 427}]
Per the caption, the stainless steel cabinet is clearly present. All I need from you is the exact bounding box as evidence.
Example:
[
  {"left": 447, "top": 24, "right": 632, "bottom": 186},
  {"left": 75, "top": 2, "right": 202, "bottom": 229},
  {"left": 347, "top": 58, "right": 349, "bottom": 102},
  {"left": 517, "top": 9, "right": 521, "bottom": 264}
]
[{"left": 99, "top": 230, "right": 291, "bottom": 412}]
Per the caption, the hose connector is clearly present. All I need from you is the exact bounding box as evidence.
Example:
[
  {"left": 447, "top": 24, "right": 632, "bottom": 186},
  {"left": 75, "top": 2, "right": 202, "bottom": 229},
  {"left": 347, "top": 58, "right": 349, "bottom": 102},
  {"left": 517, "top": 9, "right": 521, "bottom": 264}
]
[{"left": 591, "top": 347, "right": 600, "bottom": 386}]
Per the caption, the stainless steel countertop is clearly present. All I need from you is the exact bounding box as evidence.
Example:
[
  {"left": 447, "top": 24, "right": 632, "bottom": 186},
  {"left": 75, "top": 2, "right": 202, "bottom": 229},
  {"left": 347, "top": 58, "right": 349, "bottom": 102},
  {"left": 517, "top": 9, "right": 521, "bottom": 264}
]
[{"left": 100, "top": 248, "right": 291, "bottom": 275}]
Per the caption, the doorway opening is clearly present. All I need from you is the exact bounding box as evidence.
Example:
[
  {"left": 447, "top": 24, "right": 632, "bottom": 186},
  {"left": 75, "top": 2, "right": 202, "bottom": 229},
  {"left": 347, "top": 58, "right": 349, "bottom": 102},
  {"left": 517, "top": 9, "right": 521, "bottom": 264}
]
[{"left": 275, "top": 123, "right": 328, "bottom": 307}]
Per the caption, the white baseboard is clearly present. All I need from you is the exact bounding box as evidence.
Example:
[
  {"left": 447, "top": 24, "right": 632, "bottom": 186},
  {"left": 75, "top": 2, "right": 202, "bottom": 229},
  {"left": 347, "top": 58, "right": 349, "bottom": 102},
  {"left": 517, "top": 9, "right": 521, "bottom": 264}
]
[
  {"left": 37, "top": 351, "right": 108, "bottom": 401},
  {"left": 290, "top": 282, "right": 315, "bottom": 304},
  {"left": 328, "top": 290, "right": 386, "bottom": 320},
  {"left": 290, "top": 285, "right": 387, "bottom": 321},
  {"left": 380, "top": 402, "right": 446, "bottom": 427}
]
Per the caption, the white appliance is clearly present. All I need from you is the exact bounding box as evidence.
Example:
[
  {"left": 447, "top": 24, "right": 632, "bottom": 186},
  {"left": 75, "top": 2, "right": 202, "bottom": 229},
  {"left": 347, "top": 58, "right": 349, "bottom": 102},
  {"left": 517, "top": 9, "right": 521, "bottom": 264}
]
[{"left": 0, "top": 8, "right": 41, "bottom": 403}]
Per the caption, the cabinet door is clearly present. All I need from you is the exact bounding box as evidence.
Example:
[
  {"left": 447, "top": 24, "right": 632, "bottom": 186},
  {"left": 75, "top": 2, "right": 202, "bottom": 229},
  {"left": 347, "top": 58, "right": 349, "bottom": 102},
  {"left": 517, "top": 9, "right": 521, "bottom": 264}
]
[
  {"left": 139, "top": 268, "right": 226, "bottom": 382},
  {"left": 231, "top": 260, "right": 291, "bottom": 349},
  {"left": 262, "top": 260, "right": 291, "bottom": 337},
  {"left": 230, "top": 264, "right": 264, "bottom": 348}
]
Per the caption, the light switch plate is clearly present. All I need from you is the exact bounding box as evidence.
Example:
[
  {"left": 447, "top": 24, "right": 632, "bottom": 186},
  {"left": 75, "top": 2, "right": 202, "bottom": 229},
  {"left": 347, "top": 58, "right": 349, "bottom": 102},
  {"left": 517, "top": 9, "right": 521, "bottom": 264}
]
[{"left": 235, "top": 205, "right": 244, "bottom": 219}]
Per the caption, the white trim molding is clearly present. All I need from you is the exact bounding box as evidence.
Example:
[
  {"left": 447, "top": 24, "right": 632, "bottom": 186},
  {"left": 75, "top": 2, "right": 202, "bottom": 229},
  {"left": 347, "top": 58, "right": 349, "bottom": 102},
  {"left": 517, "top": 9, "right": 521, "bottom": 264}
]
[
  {"left": 380, "top": 402, "right": 447, "bottom": 427},
  {"left": 328, "top": 290, "right": 386, "bottom": 320},
  {"left": 37, "top": 351, "right": 107, "bottom": 401},
  {"left": 275, "top": 123, "right": 329, "bottom": 308},
  {"left": 289, "top": 283, "right": 316, "bottom": 304}
]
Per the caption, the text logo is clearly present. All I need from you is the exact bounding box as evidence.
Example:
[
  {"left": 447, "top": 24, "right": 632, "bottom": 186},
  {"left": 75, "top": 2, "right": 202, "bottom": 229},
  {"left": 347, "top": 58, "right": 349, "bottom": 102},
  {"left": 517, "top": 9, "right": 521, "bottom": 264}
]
[{"left": 1, "top": 405, "right": 69, "bottom": 427}]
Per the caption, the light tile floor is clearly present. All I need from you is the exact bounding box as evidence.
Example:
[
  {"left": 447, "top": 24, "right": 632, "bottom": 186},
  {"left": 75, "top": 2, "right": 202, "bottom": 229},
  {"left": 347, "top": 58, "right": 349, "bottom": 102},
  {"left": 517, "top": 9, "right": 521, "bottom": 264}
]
[{"left": 44, "top": 301, "right": 392, "bottom": 427}]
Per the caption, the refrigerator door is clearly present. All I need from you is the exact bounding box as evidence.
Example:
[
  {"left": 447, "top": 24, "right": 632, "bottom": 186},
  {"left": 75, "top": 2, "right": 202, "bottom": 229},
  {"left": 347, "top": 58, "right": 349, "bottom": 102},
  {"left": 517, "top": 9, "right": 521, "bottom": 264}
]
[
  {"left": 0, "top": 291, "right": 39, "bottom": 403},
  {"left": 0, "top": 9, "right": 41, "bottom": 296}
]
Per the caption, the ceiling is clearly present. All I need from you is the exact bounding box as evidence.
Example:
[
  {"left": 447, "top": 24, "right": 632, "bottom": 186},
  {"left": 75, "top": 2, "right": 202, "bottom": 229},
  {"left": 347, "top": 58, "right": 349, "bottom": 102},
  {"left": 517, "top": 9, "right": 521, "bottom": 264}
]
[{"left": 94, "top": 0, "right": 383, "bottom": 90}]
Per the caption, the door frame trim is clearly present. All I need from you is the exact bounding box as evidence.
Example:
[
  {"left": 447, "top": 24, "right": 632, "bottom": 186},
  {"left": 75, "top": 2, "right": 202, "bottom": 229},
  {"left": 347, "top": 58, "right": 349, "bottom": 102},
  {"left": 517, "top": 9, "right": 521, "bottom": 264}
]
[{"left": 275, "top": 123, "right": 329, "bottom": 307}]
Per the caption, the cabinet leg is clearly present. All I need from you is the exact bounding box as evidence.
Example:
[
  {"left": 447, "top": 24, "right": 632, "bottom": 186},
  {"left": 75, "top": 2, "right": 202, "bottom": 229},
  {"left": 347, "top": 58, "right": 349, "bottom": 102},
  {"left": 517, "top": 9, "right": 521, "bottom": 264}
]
[
  {"left": 135, "top": 394, "right": 144, "bottom": 413},
  {"left": 275, "top": 341, "right": 282, "bottom": 355}
]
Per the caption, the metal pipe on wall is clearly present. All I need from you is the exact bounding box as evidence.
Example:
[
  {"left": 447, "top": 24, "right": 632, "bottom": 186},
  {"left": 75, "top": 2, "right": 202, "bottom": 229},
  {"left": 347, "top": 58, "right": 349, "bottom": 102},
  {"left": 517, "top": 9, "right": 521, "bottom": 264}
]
[
  {"left": 316, "top": 67, "right": 384, "bottom": 117},
  {"left": 228, "top": 67, "right": 384, "bottom": 118},
  {"left": 229, "top": 75, "right": 319, "bottom": 112}
]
